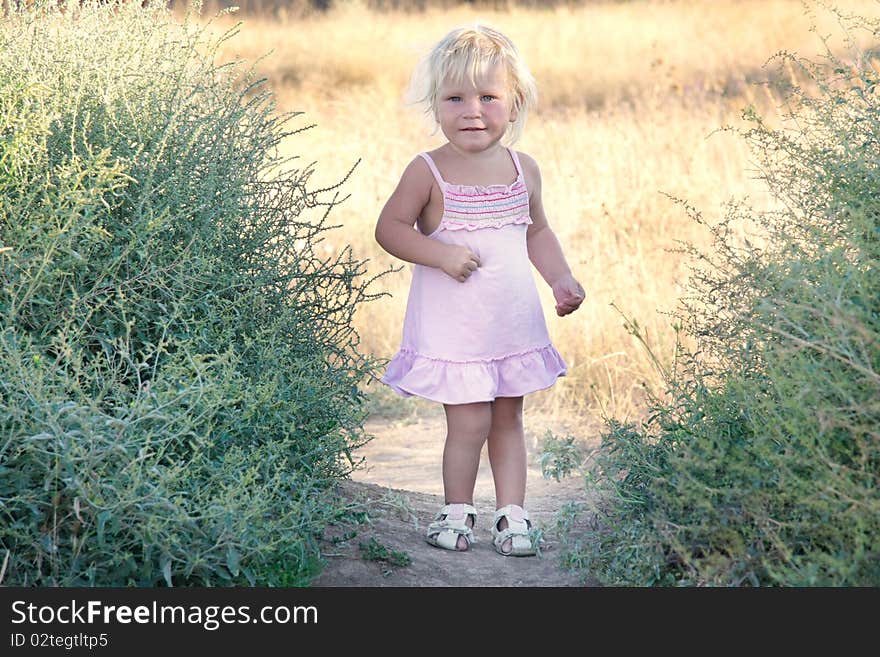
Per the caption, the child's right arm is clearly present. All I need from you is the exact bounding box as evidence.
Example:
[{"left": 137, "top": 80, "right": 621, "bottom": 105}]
[{"left": 375, "top": 157, "right": 480, "bottom": 283}]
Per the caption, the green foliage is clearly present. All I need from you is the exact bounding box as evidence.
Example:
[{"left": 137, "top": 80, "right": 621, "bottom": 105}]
[
  {"left": 357, "top": 537, "right": 412, "bottom": 567},
  {"left": 0, "top": 0, "right": 386, "bottom": 585},
  {"left": 538, "top": 430, "right": 584, "bottom": 482},
  {"left": 569, "top": 4, "right": 880, "bottom": 586}
]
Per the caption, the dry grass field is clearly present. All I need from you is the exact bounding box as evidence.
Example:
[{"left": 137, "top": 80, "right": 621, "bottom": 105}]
[{"left": 198, "top": 0, "right": 880, "bottom": 423}]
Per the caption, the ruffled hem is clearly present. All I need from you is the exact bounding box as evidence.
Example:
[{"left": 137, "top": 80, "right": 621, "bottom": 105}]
[
  {"left": 380, "top": 344, "right": 567, "bottom": 405},
  {"left": 439, "top": 214, "right": 532, "bottom": 232},
  {"left": 442, "top": 175, "right": 525, "bottom": 196}
]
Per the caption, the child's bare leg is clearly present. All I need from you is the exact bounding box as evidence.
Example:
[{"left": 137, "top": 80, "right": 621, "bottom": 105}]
[
  {"left": 487, "top": 396, "right": 526, "bottom": 553},
  {"left": 442, "top": 401, "right": 492, "bottom": 550}
]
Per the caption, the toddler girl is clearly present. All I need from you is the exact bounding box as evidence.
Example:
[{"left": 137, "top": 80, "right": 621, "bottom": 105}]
[{"left": 374, "top": 24, "right": 584, "bottom": 556}]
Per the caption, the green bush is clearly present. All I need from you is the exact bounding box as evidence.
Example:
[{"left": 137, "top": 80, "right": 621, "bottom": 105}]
[
  {"left": 570, "top": 6, "right": 880, "bottom": 586},
  {"left": 0, "top": 0, "right": 383, "bottom": 586}
]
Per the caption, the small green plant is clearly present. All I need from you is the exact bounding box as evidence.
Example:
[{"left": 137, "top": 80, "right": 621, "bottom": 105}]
[
  {"left": 358, "top": 538, "right": 412, "bottom": 568},
  {"left": 539, "top": 430, "right": 584, "bottom": 482},
  {"left": 528, "top": 527, "right": 546, "bottom": 558}
]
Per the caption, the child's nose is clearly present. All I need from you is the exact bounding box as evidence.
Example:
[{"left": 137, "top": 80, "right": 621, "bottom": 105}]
[{"left": 463, "top": 98, "right": 481, "bottom": 116}]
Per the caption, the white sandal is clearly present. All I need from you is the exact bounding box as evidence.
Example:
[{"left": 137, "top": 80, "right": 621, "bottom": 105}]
[
  {"left": 492, "top": 504, "right": 541, "bottom": 556},
  {"left": 425, "top": 503, "right": 477, "bottom": 551}
]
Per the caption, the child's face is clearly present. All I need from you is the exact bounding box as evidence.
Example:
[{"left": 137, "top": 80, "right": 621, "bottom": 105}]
[{"left": 436, "top": 62, "right": 516, "bottom": 154}]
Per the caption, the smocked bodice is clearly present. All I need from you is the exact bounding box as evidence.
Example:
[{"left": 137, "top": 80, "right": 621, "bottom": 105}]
[{"left": 418, "top": 149, "right": 533, "bottom": 233}]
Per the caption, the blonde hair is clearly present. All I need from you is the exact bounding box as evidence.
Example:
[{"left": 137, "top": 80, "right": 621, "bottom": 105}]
[{"left": 409, "top": 24, "right": 537, "bottom": 145}]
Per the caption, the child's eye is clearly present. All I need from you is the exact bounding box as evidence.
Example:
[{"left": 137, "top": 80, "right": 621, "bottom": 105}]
[
  {"left": 448, "top": 96, "right": 461, "bottom": 102},
  {"left": 481, "top": 95, "right": 496, "bottom": 102}
]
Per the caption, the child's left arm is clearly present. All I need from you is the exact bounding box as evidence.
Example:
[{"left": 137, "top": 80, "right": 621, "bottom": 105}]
[{"left": 521, "top": 153, "right": 585, "bottom": 317}]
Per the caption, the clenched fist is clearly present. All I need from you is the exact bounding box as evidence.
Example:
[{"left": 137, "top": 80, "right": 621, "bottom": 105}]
[
  {"left": 440, "top": 244, "right": 481, "bottom": 283},
  {"left": 551, "top": 274, "right": 585, "bottom": 316}
]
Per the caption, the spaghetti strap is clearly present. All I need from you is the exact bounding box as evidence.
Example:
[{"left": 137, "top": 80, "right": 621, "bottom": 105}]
[
  {"left": 418, "top": 152, "right": 446, "bottom": 187},
  {"left": 507, "top": 147, "right": 524, "bottom": 180}
]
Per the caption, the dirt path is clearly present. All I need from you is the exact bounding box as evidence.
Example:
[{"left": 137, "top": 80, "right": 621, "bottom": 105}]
[{"left": 312, "top": 408, "right": 602, "bottom": 587}]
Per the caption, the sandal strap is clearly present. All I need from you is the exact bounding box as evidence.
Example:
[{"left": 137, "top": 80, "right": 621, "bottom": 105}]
[
  {"left": 435, "top": 503, "right": 477, "bottom": 521},
  {"left": 433, "top": 528, "right": 463, "bottom": 550},
  {"left": 493, "top": 529, "right": 534, "bottom": 553},
  {"left": 427, "top": 518, "right": 475, "bottom": 535},
  {"left": 493, "top": 504, "right": 530, "bottom": 524},
  {"left": 492, "top": 522, "right": 530, "bottom": 541}
]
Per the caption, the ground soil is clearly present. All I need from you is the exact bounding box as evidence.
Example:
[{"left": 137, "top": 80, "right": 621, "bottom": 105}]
[{"left": 311, "top": 407, "right": 602, "bottom": 587}]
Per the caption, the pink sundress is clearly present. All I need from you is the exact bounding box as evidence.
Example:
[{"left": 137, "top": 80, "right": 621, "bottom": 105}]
[{"left": 381, "top": 148, "right": 566, "bottom": 405}]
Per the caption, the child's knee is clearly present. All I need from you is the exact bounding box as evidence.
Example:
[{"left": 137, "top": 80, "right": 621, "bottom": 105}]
[
  {"left": 491, "top": 398, "right": 523, "bottom": 430},
  {"left": 445, "top": 403, "right": 492, "bottom": 441},
  {"left": 463, "top": 413, "right": 492, "bottom": 441}
]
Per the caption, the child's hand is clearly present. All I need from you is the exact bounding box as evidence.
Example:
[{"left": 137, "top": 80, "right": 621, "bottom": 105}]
[
  {"left": 551, "top": 274, "right": 585, "bottom": 316},
  {"left": 440, "top": 244, "right": 481, "bottom": 283}
]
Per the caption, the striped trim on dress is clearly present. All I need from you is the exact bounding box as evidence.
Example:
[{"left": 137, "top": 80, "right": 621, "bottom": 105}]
[{"left": 418, "top": 149, "right": 532, "bottom": 231}]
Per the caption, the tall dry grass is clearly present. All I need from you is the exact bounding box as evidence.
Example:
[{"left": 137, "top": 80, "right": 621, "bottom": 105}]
[{"left": 198, "top": 0, "right": 880, "bottom": 423}]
